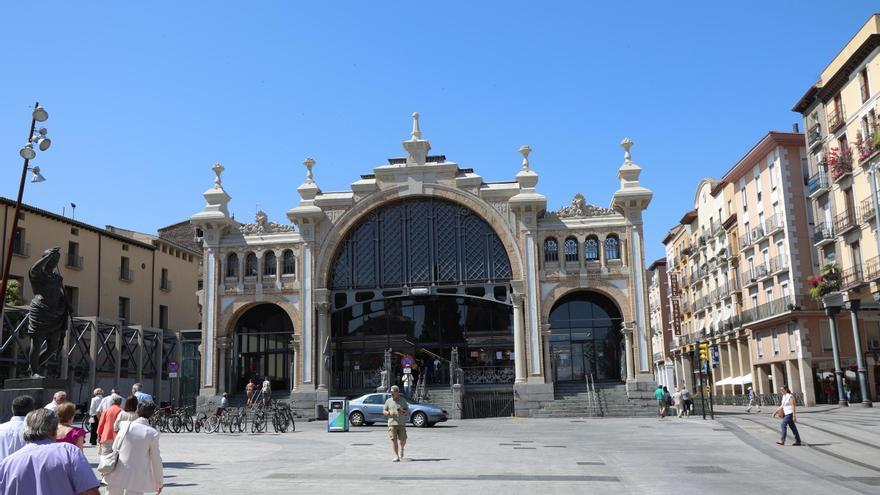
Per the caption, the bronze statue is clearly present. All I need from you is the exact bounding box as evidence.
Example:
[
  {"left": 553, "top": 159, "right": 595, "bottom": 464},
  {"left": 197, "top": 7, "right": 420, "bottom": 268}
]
[{"left": 27, "top": 247, "right": 72, "bottom": 378}]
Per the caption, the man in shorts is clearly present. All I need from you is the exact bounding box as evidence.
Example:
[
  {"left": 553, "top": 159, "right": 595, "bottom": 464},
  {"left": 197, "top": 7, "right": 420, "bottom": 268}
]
[{"left": 384, "top": 385, "right": 409, "bottom": 462}]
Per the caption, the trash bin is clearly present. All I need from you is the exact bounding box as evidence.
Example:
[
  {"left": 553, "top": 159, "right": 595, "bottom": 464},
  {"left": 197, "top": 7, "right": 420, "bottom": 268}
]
[{"left": 327, "top": 397, "right": 349, "bottom": 432}]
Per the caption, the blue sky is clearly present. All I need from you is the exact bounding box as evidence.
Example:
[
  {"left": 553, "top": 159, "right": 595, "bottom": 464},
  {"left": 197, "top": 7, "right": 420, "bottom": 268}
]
[{"left": 1, "top": 2, "right": 877, "bottom": 262}]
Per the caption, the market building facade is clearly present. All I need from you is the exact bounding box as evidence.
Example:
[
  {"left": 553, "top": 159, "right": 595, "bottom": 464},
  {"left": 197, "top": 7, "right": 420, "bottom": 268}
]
[{"left": 191, "top": 115, "right": 655, "bottom": 417}]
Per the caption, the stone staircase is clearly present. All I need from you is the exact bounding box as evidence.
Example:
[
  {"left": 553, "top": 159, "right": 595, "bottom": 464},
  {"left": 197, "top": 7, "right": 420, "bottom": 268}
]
[
  {"left": 421, "top": 386, "right": 454, "bottom": 413},
  {"left": 531, "top": 382, "right": 656, "bottom": 418}
]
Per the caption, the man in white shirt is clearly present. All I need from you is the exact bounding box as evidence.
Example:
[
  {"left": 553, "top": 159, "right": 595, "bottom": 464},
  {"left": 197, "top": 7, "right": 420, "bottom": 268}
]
[
  {"left": 774, "top": 385, "right": 802, "bottom": 446},
  {"left": 261, "top": 377, "right": 272, "bottom": 406},
  {"left": 97, "top": 388, "right": 121, "bottom": 414},
  {"left": 0, "top": 395, "right": 35, "bottom": 460},
  {"left": 43, "top": 391, "right": 66, "bottom": 412},
  {"left": 87, "top": 388, "right": 103, "bottom": 446}
]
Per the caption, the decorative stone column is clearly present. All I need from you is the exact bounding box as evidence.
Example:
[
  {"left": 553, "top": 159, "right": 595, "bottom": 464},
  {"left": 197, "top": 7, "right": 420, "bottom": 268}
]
[
  {"left": 275, "top": 249, "right": 283, "bottom": 289},
  {"left": 316, "top": 301, "right": 331, "bottom": 391},
  {"left": 215, "top": 336, "right": 232, "bottom": 395},
  {"left": 822, "top": 296, "right": 849, "bottom": 406},
  {"left": 622, "top": 322, "right": 636, "bottom": 382},
  {"left": 845, "top": 300, "right": 873, "bottom": 407},
  {"left": 255, "top": 251, "right": 264, "bottom": 292},
  {"left": 288, "top": 336, "right": 299, "bottom": 392},
  {"left": 237, "top": 249, "right": 245, "bottom": 291},
  {"left": 541, "top": 323, "right": 553, "bottom": 381},
  {"left": 512, "top": 292, "right": 527, "bottom": 383}
]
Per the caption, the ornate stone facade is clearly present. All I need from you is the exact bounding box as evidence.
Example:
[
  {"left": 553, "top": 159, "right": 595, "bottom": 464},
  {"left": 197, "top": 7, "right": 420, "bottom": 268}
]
[{"left": 191, "top": 115, "right": 654, "bottom": 417}]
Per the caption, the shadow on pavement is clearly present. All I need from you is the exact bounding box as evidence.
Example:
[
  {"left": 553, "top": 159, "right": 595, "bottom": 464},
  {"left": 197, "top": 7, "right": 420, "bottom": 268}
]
[{"left": 164, "top": 462, "right": 214, "bottom": 470}]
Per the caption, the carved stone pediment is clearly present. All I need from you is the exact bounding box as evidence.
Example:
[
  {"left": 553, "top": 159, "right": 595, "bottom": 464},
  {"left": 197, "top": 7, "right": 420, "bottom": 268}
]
[
  {"left": 239, "top": 211, "right": 293, "bottom": 235},
  {"left": 550, "top": 193, "right": 616, "bottom": 218}
]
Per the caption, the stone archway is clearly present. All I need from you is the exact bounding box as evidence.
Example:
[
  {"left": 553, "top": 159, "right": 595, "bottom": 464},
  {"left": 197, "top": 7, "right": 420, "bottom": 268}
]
[{"left": 223, "top": 303, "right": 296, "bottom": 395}]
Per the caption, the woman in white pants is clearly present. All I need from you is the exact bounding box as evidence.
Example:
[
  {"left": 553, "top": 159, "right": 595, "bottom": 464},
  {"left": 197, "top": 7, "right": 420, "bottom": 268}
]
[{"left": 103, "top": 401, "right": 164, "bottom": 495}]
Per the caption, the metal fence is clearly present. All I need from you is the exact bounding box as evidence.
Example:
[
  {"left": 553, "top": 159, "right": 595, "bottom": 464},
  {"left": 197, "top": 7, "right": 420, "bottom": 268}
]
[
  {"left": 462, "top": 390, "right": 514, "bottom": 419},
  {"left": 693, "top": 392, "right": 804, "bottom": 407}
]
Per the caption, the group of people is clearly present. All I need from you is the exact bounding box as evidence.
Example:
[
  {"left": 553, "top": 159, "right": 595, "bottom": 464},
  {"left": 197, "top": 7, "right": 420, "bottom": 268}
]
[
  {"left": 0, "top": 383, "right": 164, "bottom": 494},
  {"left": 244, "top": 376, "right": 273, "bottom": 406},
  {"left": 654, "top": 385, "right": 693, "bottom": 418}
]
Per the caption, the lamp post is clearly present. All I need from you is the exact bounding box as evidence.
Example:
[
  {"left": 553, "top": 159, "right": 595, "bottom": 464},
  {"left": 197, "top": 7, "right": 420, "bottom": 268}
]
[{"left": 0, "top": 102, "right": 50, "bottom": 319}]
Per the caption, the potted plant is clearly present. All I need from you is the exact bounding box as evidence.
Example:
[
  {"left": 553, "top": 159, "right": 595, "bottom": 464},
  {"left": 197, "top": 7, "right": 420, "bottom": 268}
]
[
  {"left": 828, "top": 147, "right": 853, "bottom": 181},
  {"left": 809, "top": 263, "right": 841, "bottom": 303}
]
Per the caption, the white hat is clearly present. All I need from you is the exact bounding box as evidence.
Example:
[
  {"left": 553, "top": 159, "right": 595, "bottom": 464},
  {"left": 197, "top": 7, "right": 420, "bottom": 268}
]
[{"left": 747, "top": 386, "right": 752, "bottom": 390}]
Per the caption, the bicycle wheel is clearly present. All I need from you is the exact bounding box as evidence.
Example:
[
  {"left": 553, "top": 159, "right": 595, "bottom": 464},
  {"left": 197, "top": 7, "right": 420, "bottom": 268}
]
[
  {"left": 236, "top": 413, "right": 246, "bottom": 433},
  {"left": 206, "top": 415, "right": 220, "bottom": 434},
  {"left": 250, "top": 415, "right": 261, "bottom": 434},
  {"left": 184, "top": 415, "right": 194, "bottom": 433},
  {"left": 194, "top": 418, "right": 202, "bottom": 433}
]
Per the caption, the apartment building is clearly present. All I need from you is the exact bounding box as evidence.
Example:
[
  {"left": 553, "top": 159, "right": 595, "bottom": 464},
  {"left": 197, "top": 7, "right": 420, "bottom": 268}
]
[
  {"left": 648, "top": 258, "right": 673, "bottom": 387},
  {"left": 657, "top": 132, "right": 857, "bottom": 406},
  {"left": 793, "top": 13, "right": 880, "bottom": 405},
  {"left": 1, "top": 197, "right": 201, "bottom": 331}
]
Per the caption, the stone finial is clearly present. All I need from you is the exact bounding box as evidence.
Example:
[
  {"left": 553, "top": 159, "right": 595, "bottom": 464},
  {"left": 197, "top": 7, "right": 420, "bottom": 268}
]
[
  {"left": 519, "top": 145, "right": 532, "bottom": 171},
  {"left": 212, "top": 163, "right": 225, "bottom": 187},
  {"left": 620, "top": 138, "right": 633, "bottom": 162},
  {"left": 304, "top": 157, "right": 315, "bottom": 184},
  {"left": 411, "top": 112, "right": 421, "bottom": 140}
]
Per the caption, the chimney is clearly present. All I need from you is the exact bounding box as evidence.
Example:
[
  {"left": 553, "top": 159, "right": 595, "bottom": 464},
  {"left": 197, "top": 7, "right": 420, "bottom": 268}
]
[{"left": 792, "top": 123, "right": 800, "bottom": 133}]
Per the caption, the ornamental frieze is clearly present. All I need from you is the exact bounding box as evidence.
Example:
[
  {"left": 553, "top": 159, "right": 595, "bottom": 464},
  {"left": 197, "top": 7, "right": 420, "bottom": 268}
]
[
  {"left": 548, "top": 193, "right": 617, "bottom": 218},
  {"left": 239, "top": 211, "right": 293, "bottom": 235}
]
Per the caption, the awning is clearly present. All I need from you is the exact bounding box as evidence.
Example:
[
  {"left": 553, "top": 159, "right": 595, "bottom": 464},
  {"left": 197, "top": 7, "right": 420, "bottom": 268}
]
[
  {"left": 715, "top": 373, "right": 752, "bottom": 387},
  {"left": 714, "top": 377, "right": 732, "bottom": 387}
]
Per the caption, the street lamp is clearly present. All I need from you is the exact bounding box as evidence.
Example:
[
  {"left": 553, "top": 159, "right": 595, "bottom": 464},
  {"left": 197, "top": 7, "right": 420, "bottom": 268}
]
[{"left": 0, "top": 102, "right": 50, "bottom": 318}]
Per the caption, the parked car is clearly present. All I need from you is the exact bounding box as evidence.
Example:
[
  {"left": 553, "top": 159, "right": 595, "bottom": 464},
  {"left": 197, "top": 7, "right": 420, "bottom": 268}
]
[{"left": 347, "top": 393, "right": 448, "bottom": 427}]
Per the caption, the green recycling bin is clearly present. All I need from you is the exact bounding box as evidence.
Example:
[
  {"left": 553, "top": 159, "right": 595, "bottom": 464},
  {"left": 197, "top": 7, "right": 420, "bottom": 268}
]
[{"left": 328, "top": 397, "right": 349, "bottom": 432}]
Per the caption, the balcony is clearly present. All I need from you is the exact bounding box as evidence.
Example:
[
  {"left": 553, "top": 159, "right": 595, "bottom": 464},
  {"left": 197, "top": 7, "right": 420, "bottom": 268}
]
[
  {"left": 768, "top": 254, "right": 789, "bottom": 275},
  {"left": 119, "top": 268, "right": 134, "bottom": 282},
  {"left": 807, "top": 124, "right": 822, "bottom": 150},
  {"left": 66, "top": 254, "right": 84, "bottom": 270},
  {"left": 860, "top": 197, "right": 876, "bottom": 224},
  {"left": 833, "top": 210, "right": 858, "bottom": 236},
  {"left": 864, "top": 256, "right": 880, "bottom": 281},
  {"left": 827, "top": 107, "right": 845, "bottom": 132},
  {"left": 840, "top": 265, "right": 864, "bottom": 290},
  {"left": 160, "top": 279, "right": 172, "bottom": 292},
  {"left": 829, "top": 147, "right": 854, "bottom": 182},
  {"left": 740, "top": 295, "right": 811, "bottom": 327},
  {"left": 858, "top": 132, "right": 880, "bottom": 165},
  {"left": 812, "top": 223, "right": 835, "bottom": 246},
  {"left": 12, "top": 241, "right": 30, "bottom": 257},
  {"left": 738, "top": 233, "right": 752, "bottom": 251},
  {"left": 764, "top": 214, "right": 783, "bottom": 236},
  {"left": 807, "top": 170, "right": 830, "bottom": 198}
]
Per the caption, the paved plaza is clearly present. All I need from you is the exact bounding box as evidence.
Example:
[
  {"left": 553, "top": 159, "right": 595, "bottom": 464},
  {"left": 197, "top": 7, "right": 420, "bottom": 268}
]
[{"left": 80, "top": 406, "right": 880, "bottom": 494}]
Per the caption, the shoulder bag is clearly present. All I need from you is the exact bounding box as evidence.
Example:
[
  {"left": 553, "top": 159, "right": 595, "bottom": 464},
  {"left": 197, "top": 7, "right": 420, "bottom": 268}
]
[{"left": 97, "top": 419, "right": 133, "bottom": 475}]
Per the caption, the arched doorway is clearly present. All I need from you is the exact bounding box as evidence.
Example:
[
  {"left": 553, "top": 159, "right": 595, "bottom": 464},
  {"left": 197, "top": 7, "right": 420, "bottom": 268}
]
[
  {"left": 549, "top": 291, "right": 623, "bottom": 383},
  {"left": 231, "top": 304, "right": 295, "bottom": 393},
  {"left": 328, "top": 197, "right": 515, "bottom": 394}
]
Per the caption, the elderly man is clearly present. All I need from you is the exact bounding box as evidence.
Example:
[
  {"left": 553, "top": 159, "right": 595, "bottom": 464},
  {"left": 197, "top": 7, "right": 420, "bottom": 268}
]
[
  {"left": 132, "top": 383, "right": 153, "bottom": 404},
  {"left": 98, "top": 388, "right": 122, "bottom": 414},
  {"left": 0, "top": 396, "right": 35, "bottom": 460},
  {"left": 0, "top": 409, "right": 100, "bottom": 494},
  {"left": 383, "top": 385, "right": 409, "bottom": 462},
  {"left": 44, "top": 391, "right": 66, "bottom": 412},
  {"left": 87, "top": 388, "right": 104, "bottom": 446}
]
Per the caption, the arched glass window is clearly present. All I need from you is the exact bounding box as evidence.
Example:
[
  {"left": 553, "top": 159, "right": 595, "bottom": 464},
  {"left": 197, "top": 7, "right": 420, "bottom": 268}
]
[
  {"left": 245, "top": 252, "right": 258, "bottom": 277},
  {"left": 544, "top": 238, "right": 559, "bottom": 262},
  {"left": 263, "top": 251, "right": 277, "bottom": 276},
  {"left": 564, "top": 237, "right": 578, "bottom": 262},
  {"left": 226, "top": 253, "right": 239, "bottom": 278},
  {"left": 584, "top": 236, "right": 599, "bottom": 261},
  {"left": 282, "top": 249, "right": 296, "bottom": 275},
  {"left": 605, "top": 235, "right": 620, "bottom": 260}
]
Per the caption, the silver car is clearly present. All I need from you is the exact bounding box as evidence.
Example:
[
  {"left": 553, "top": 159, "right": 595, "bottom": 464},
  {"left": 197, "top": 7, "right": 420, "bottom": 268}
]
[{"left": 347, "top": 393, "right": 448, "bottom": 428}]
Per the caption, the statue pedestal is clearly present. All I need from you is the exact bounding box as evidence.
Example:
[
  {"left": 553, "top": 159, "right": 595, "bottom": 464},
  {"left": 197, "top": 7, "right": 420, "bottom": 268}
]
[{"left": 0, "top": 377, "right": 70, "bottom": 422}]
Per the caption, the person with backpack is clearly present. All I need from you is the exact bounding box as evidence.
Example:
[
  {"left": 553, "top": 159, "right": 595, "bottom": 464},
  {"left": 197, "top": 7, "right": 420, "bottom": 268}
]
[{"left": 680, "top": 385, "right": 692, "bottom": 417}]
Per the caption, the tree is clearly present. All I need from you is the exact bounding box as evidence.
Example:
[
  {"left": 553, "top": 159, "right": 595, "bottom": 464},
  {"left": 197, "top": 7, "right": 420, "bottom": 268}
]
[{"left": 5, "top": 279, "right": 24, "bottom": 307}]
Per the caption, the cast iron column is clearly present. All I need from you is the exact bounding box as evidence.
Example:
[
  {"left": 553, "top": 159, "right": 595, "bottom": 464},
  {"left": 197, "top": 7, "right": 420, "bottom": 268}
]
[
  {"left": 825, "top": 305, "right": 849, "bottom": 406},
  {"left": 845, "top": 300, "right": 873, "bottom": 406}
]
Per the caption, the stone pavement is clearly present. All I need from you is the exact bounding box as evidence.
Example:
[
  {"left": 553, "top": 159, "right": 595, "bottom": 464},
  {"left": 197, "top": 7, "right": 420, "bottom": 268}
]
[{"left": 83, "top": 405, "right": 880, "bottom": 494}]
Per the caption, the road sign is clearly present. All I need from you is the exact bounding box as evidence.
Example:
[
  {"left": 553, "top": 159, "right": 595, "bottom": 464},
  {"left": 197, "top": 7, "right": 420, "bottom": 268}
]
[
  {"left": 168, "top": 372, "right": 178, "bottom": 378},
  {"left": 167, "top": 360, "right": 179, "bottom": 374},
  {"left": 711, "top": 345, "right": 720, "bottom": 367},
  {"left": 401, "top": 355, "right": 414, "bottom": 368}
]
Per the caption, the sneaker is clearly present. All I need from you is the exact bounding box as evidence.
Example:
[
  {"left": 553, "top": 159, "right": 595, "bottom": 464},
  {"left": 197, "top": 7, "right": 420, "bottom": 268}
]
[
  {"left": 792, "top": 442, "right": 802, "bottom": 446},
  {"left": 775, "top": 441, "right": 784, "bottom": 445},
  {"left": 392, "top": 456, "right": 400, "bottom": 462},
  {"left": 400, "top": 448, "right": 405, "bottom": 460}
]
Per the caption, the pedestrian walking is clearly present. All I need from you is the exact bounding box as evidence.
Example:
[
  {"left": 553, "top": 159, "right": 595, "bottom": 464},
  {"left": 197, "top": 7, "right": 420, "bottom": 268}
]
[
  {"left": 0, "top": 409, "right": 100, "bottom": 495},
  {"left": 88, "top": 388, "right": 103, "bottom": 446},
  {"left": 245, "top": 379, "right": 256, "bottom": 406},
  {"left": 680, "top": 386, "right": 692, "bottom": 417},
  {"left": 0, "top": 395, "right": 35, "bottom": 460},
  {"left": 114, "top": 397, "right": 139, "bottom": 433},
  {"left": 55, "top": 402, "right": 87, "bottom": 450},
  {"left": 745, "top": 386, "right": 761, "bottom": 413},
  {"left": 102, "top": 401, "right": 164, "bottom": 495},
  {"left": 654, "top": 385, "right": 666, "bottom": 418},
  {"left": 384, "top": 385, "right": 409, "bottom": 462},
  {"left": 261, "top": 377, "right": 272, "bottom": 406},
  {"left": 774, "top": 385, "right": 802, "bottom": 446},
  {"left": 98, "top": 389, "right": 122, "bottom": 414},
  {"left": 44, "top": 390, "right": 66, "bottom": 412},
  {"left": 132, "top": 383, "right": 153, "bottom": 404},
  {"left": 672, "top": 387, "right": 683, "bottom": 418},
  {"left": 97, "top": 395, "right": 124, "bottom": 455}
]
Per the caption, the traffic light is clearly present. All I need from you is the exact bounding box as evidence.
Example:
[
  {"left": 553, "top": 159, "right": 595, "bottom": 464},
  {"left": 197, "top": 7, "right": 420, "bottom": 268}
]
[{"left": 698, "top": 342, "right": 710, "bottom": 362}]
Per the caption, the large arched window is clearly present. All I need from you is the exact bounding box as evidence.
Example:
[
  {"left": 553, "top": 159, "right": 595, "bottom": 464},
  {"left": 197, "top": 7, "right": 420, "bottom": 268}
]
[
  {"left": 584, "top": 236, "right": 599, "bottom": 261},
  {"left": 564, "top": 237, "right": 578, "bottom": 262},
  {"left": 282, "top": 249, "right": 296, "bottom": 275},
  {"left": 263, "top": 251, "right": 277, "bottom": 276},
  {"left": 544, "top": 238, "right": 559, "bottom": 263},
  {"left": 245, "top": 252, "right": 258, "bottom": 276},
  {"left": 605, "top": 235, "right": 620, "bottom": 260},
  {"left": 549, "top": 291, "right": 623, "bottom": 382},
  {"left": 226, "top": 253, "right": 239, "bottom": 278}
]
